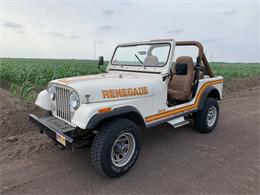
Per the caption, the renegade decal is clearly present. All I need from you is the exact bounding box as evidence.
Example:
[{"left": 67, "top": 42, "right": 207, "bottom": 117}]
[{"left": 102, "top": 87, "right": 148, "bottom": 99}]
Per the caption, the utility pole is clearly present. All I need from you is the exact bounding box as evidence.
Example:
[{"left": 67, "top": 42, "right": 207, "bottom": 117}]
[{"left": 93, "top": 40, "right": 96, "bottom": 60}]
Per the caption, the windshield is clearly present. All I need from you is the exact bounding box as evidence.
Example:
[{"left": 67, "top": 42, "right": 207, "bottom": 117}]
[{"left": 111, "top": 43, "right": 171, "bottom": 67}]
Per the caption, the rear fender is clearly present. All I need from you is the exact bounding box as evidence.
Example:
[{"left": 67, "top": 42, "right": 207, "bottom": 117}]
[{"left": 198, "top": 86, "right": 221, "bottom": 110}]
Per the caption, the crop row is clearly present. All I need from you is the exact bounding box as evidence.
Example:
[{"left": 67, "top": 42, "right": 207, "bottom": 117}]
[{"left": 0, "top": 58, "right": 259, "bottom": 101}]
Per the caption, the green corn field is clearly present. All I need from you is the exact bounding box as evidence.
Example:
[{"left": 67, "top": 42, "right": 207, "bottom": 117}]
[{"left": 0, "top": 58, "right": 259, "bottom": 101}]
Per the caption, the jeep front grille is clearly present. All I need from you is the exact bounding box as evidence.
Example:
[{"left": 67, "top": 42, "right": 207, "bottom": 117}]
[{"left": 55, "top": 86, "right": 71, "bottom": 122}]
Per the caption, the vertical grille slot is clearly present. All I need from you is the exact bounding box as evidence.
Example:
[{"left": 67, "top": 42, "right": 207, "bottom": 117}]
[{"left": 55, "top": 87, "right": 71, "bottom": 122}]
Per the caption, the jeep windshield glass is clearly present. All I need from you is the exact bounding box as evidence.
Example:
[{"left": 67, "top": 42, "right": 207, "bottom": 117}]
[{"left": 111, "top": 43, "right": 171, "bottom": 67}]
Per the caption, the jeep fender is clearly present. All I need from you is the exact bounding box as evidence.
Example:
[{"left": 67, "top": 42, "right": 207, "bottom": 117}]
[
  {"left": 35, "top": 90, "right": 51, "bottom": 110},
  {"left": 86, "top": 106, "right": 145, "bottom": 130},
  {"left": 198, "top": 86, "right": 221, "bottom": 110},
  {"left": 71, "top": 103, "right": 146, "bottom": 130}
]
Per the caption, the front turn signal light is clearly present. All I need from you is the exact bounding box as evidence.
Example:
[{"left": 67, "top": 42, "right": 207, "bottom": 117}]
[{"left": 98, "top": 107, "right": 112, "bottom": 113}]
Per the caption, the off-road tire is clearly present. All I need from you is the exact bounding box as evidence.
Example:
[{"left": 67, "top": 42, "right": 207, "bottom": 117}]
[
  {"left": 91, "top": 118, "right": 141, "bottom": 178},
  {"left": 194, "top": 98, "right": 219, "bottom": 133}
]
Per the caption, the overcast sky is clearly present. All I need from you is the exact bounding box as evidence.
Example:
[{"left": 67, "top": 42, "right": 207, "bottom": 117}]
[{"left": 0, "top": 0, "right": 259, "bottom": 62}]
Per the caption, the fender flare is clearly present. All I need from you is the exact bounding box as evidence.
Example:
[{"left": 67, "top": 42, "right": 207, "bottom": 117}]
[
  {"left": 35, "top": 90, "right": 51, "bottom": 110},
  {"left": 86, "top": 106, "right": 146, "bottom": 130},
  {"left": 198, "top": 86, "right": 220, "bottom": 110}
]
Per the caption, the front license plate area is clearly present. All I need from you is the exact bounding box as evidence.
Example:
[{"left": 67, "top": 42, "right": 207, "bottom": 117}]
[{"left": 56, "top": 133, "right": 66, "bottom": 146}]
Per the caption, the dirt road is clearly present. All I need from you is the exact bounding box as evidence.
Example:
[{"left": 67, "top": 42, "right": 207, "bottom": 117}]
[{"left": 0, "top": 82, "right": 259, "bottom": 194}]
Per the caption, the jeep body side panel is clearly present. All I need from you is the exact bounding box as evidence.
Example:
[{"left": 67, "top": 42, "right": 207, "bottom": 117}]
[
  {"left": 144, "top": 77, "right": 223, "bottom": 126},
  {"left": 73, "top": 76, "right": 223, "bottom": 129}
]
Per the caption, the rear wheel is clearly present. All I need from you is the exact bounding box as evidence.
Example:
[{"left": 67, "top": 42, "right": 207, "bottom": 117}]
[
  {"left": 91, "top": 118, "right": 141, "bottom": 178},
  {"left": 194, "top": 98, "right": 219, "bottom": 133}
]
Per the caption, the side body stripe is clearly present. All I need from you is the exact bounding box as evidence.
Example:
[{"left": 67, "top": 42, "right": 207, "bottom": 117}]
[{"left": 145, "top": 79, "right": 223, "bottom": 122}]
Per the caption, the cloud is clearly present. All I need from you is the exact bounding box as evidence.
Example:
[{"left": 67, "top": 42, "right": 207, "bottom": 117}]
[
  {"left": 102, "top": 10, "right": 114, "bottom": 16},
  {"left": 17, "top": 31, "right": 24, "bottom": 34},
  {"left": 67, "top": 35, "right": 79, "bottom": 39},
  {"left": 39, "top": 31, "right": 79, "bottom": 39},
  {"left": 97, "top": 25, "right": 118, "bottom": 34},
  {"left": 1, "top": 22, "right": 22, "bottom": 28},
  {"left": 48, "top": 31, "right": 64, "bottom": 38},
  {"left": 215, "top": 9, "right": 237, "bottom": 16},
  {"left": 165, "top": 29, "right": 183, "bottom": 34}
]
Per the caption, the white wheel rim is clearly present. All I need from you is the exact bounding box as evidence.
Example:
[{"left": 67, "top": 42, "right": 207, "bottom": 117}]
[
  {"left": 111, "top": 132, "right": 136, "bottom": 167},
  {"left": 207, "top": 105, "right": 217, "bottom": 127}
]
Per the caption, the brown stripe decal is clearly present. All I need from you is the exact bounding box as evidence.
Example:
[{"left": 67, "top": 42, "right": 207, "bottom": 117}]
[{"left": 145, "top": 80, "right": 223, "bottom": 122}]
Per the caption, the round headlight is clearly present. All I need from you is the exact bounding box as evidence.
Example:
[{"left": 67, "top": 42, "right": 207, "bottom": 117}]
[
  {"left": 69, "top": 92, "right": 80, "bottom": 110},
  {"left": 47, "top": 85, "right": 55, "bottom": 100}
]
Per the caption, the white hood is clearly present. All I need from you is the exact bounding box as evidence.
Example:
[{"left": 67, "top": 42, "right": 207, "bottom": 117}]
[{"left": 50, "top": 72, "right": 162, "bottom": 103}]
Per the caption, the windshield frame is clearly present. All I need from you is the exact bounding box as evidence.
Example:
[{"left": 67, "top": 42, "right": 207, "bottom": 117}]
[{"left": 110, "top": 42, "right": 172, "bottom": 67}]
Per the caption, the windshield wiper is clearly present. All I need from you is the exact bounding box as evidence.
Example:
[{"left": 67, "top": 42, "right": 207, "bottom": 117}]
[{"left": 135, "top": 54, "right": 143, "bottom": 65}]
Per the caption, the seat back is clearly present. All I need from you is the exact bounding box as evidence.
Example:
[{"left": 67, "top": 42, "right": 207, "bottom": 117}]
[
  {"left": 168, "top": 56, "right": 194, "bottom": 101},
  {"left": 143, "top": 55, "right": 159, "bottom": 66}
]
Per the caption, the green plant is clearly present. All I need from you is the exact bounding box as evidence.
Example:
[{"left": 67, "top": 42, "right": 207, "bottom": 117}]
[{"left": 1, "top": 58, "right": 259, "bottom": 102}]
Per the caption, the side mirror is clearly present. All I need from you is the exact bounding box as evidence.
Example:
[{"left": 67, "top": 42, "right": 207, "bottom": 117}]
[
  {"left": 97, "top": 56, "right": 106, "bottom": 73},
  {"left": 98, "top": 56, "right": 104, "bottom": 66}
]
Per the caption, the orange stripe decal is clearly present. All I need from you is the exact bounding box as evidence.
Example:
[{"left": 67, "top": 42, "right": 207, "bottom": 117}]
[{"left": 145, "top": 80, "right": 223, "bottom": 122}]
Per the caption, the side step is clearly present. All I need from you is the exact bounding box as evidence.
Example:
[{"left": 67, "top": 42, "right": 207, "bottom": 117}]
[{"left": 167, "top": 116, "right": 190, "bottom": 128}]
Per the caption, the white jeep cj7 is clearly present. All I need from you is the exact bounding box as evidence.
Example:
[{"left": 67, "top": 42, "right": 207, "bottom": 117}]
[{"left": 30, "top": 39, "right": 223, "bottom": 177}]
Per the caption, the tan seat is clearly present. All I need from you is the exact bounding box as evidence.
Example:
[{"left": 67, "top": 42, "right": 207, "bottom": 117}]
[
  {"left": 168, "top": 56, "right": 194, "bottom": 101},
  {"left": 143, "top": 55, "right": 159, "bottom": 66}
]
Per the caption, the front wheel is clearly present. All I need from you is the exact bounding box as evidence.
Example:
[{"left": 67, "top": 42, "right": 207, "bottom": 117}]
[
  {"left": 194, "top": 98, "right": 219, "bottom": 133},
  {"left": 91, "top": 118, "right": 141, "bottom": 178}
]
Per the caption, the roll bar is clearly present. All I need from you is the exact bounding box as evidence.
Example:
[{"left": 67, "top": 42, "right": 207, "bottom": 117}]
[{"left": 175, "top": 41, "right": 214, "bottom": 77}]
